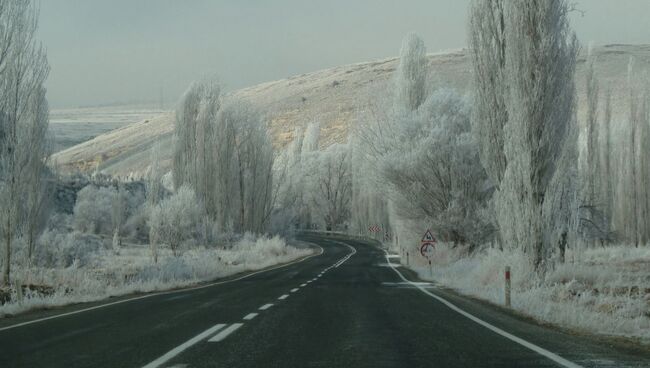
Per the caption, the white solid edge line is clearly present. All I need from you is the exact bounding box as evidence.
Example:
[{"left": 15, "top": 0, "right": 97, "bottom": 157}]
[
  {"left": 278, "top": 294, "right": 289, "bottom": 300},
  {"left": 259, "top": 303, "right": 273, "bottom": 310},
  {"left": 142, "top": 323, "right": 226, "bottom": 368},
  {"left": 243, "top": 313, "right": 258, "bottom": 321},
  {"left": 383, "top": 250, "right": 583, "bottom": 368},
  {"left": 208, "top": 323, "right": 244, "bottom": 343},
  {"left": 291, "top": 288, "right": 299, "bottom": 293},
  {"left": 0, "top": 244, "right": 325, "bottom": 332}
]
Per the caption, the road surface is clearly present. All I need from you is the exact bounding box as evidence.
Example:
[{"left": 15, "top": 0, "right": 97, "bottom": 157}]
[{"left": 1, "top": 233, "right": 649, "bottom": 367}]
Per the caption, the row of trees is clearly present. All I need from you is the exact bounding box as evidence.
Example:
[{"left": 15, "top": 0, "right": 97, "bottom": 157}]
[
  {"left": 0, "top": 0, "right": 51, "bottom": 285},
  {"left": 274, "top": 122, "right": 352, "bottom": 232},
  {"left": 582, "top": 51, "right": 650, "bottom": 248},
  {"left": 170, "top": 80, "right": 275, "bottom": 235},
  {"left": 344, "top": 0, "right": 639, "bottom": 272}
]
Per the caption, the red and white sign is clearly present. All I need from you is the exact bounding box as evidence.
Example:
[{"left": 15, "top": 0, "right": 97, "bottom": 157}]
[
  {"left": 420, "top": 242, "right": 435, "bottom": 258},
  {"left": 420, "top": 230, "right": 436, "bottom": 258},
  {"left": 421, "top": 229, "right": 436, "bottom": 243},
  {"left": 368, "top": 225, "right": 381, "bottom": 233}
]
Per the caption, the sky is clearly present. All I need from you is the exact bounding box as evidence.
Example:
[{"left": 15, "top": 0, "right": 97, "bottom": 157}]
[{"left": 38, "top": 0, "right": 650, "bottom": 108}]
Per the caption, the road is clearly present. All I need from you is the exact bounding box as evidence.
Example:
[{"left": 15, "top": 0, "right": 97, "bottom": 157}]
[{"left": 1, "top": 234, "right": 649, "bottom": 367}]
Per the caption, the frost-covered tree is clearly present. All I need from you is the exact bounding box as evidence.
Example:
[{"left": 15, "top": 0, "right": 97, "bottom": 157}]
[
  {"left": 584, "top": 49, "right": 600, "bottom": 207},
  {"left": 302, "top": 122, "right": 320, "bottom": 153},
  {"left": 354, "top": 33, "right": 493, "bottom": 249},
  {"left": 497, "top": 0, "right": 579, "bottom": 269},
  {"left": 146, "top": 141, "right": 165, "bottom": 207},
  {"left": 600, "top": 89, "right": 613, "bottom": 227},
  {"left": 578, "top": 49, "right": 610, "bottom": 245},
  {"left": 172, "top": 80, "right": 275, "bottom": 234},
  {"left": 469, "top": 0, "right": 579, "bottom": 269},
  {"left": 0, "top": 0, "right": 50, "bottom": 285},
  {"left": 111, "top": 182, "right": 127, "bottom": 250},
  {"left": 22, "top": 86, "right": 51, "bottom": 262},
  {"left": 616, "top": 63, "right": 650, "bottom": 247},
  {"left": 394, "top": 33, "right": 427, "bottom": 112},
  {"left": 303, "top": 143, "right": 352, "bottom": 231},
  {"left": 149, "top": 185, "right": 202, "bottom": 256},
  {"left": 468, "top": 0, "right": 508, "bottom": 187},
  {"left": 215, "top": 100, "right": 274, "bottom": 233},
  {"left": 380, "top": 90, "right": 492, "bottom": 247},
  {"left": 172, "top": 79, "right": 221, "bottom": 211},
  {"left": 270, "top": 127, "right": 305, "bottom": 233}
]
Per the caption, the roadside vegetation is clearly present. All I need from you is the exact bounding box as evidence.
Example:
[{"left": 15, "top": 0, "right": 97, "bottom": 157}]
[
  {"left": 0, "top": 0, "right": 648, "bottom": 343},
  {"left": 342, "top": 1, "right": 649, "bottom": 341}
]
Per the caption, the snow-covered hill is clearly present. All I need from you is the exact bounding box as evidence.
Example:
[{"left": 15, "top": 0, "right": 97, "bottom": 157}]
[{"left": 51, "top": 44, "right": 650, "bottom": 177}]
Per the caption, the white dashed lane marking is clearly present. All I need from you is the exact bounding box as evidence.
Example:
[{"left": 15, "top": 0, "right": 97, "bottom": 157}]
[
  {"left": 243, "top": 313, "right": 258, "bottom": 320},
  {"left": 291, "top": 288, "right": 299, "bottom": 293},
  {"left": 259, "top": 303, "right": 273, "bottom": 311},
  {"left": 278, "top": 294, "right": 289, "bottom": 300},
  {"left": 208, "top": 323, "right": 244, "bottom": 343},
  {"left": 141, "top": 324, "right": 226, "bottom": 368}
]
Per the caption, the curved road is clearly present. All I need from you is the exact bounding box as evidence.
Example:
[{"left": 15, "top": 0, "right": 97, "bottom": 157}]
[{"left": 0, "top": 234, "right": 649, "bottom": 367}]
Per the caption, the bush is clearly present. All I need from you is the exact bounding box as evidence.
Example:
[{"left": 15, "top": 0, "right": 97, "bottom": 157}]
[
  {"left": 73, "top": 185, "right": 115, "bottom": 235},
  {"left": 149, "top": 186, "right": 203, "bottom": 255},
  {"left": 34, "top": 230, "right": 105, "bottom": 268}
]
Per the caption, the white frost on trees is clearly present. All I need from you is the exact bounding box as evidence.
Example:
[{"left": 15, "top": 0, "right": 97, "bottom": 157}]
[
  {"left": 0, "top": 0, "right": 50, "bottom": 285},
  {"left": 303, "top": 143, "right": 352, "bottom": 231},
  {"left": 172, "top": 80, "right": 275, "bottom": 234},
  {"left": 394, "top": 33, "right": 427, "bottom": 112},
  {"left": 148, "top": 186, "right": 202, "bottom": 256},
  {"left": 470, "top": 0, "right": 579, "bottom": 269}
]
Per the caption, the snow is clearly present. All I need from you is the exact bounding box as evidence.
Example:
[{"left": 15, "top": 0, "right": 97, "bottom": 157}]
[
  {"left": 405, "top": 243, "right": 650, "bottom": 341},
  {"left": 49, "top": 105, "right": 168, "bottom": 152},
  {"left": 0, "top": 234, "right": 313, "bottom": 317}
]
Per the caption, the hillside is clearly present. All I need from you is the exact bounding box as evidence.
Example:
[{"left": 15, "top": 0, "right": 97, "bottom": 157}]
[{"left": 51, "top": 44, "right": 650, "bottom": 177}]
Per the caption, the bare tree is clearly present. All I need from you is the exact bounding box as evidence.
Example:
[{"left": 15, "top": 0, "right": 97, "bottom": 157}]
[
  {"left": 111, "top": 182, "right": 126, "bottom": 251},
  {"left": 0, "top": 0, "right": 49, "bottom": 285},
  {"left": 600, "top": 89, "right": 613, "bottom": 228},
  {"left": 304, "top": 143, "right": 352, "bottom": 231},
  {"left": 22, "top": 85, "right": 50, "bottom": 262}
]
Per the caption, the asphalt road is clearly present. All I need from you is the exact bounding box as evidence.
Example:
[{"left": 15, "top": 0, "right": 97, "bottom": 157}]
[{"left": 1, "top": 234, "right": 649, "bottom": 368}]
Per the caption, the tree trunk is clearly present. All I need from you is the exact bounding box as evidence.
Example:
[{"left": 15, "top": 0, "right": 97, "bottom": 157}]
[
  {"left": 3, "top": 218, "right": 11, "bottom": 286},
  {"left": 27, "top": 229, "right": 35, "bottom": 263}
]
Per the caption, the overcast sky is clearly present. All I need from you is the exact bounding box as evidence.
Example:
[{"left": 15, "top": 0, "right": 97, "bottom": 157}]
[{"left": 38, "top": 0, "right": 650, "bottom": 108}]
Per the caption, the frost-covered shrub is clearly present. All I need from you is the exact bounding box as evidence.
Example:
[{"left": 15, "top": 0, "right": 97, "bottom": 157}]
[
  {"left": 73, "top": 185, "right": 116, "bottom": 235},
  {"left": 222, "top": 233, "right": 294, "bottom": 266},
  {"left": 34, "top": 230, "right": 105, "bottom": 268},
  {"left": 123, "top": 205, "right": 150, "bottom": 242},
  {"left": 149, "top": 186, "right": 203, "bottom": 255},
  {"left": 73, "top": 183, "right": 147, "bottom": 240}
]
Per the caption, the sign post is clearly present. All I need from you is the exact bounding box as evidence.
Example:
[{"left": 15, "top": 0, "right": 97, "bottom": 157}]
[
  {"left": 505, "top": 266, "right": 511, "bottom": 307},
  {"left": 420, "top": 230, "right": 436, "bottom": 278}
]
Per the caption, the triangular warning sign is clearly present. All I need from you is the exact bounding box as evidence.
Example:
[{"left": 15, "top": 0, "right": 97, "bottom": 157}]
[{"left": 421, "top": 229, "right": 435, "bottom": 243}]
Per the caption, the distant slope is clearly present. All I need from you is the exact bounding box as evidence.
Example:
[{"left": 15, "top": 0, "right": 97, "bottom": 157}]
[
  {"left": 51, "top": 44, "right": 650, "bottom": 177},
  {"left": 49, "top": 105, "right": 167, "bottom": 152}
]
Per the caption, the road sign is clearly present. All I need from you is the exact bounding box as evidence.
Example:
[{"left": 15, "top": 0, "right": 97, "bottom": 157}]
[
  {"left": 421, "top": 229, "right": 436, "bottom": 243},
  {"left": 420, "top": 242, "right": 435, "bottom": 258},
  {"left": 368, "top": 225, "right": 381, "bottom": 233}
]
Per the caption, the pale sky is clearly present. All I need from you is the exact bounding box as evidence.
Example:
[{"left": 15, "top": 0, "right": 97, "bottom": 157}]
[{"left": 38, "top": 0, "right": 650, "bottom": 108}]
